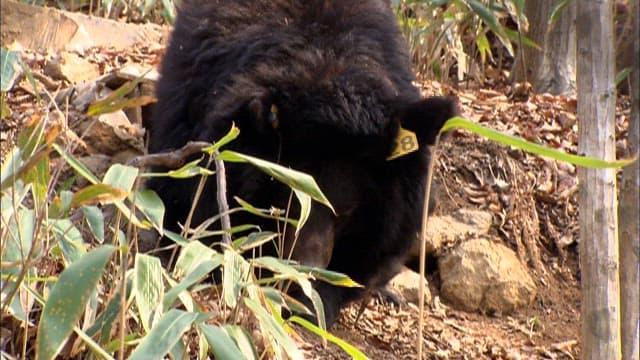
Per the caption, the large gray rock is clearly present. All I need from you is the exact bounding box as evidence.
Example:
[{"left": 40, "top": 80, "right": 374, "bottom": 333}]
[
  {"left": 438, "top": 237, "right": 537, "bottom": 314},
  {"left": 388, "top": 267, "right": 432, "bottom": 305},
  {"left": 410, "top": 208, "right": 493, "bottom": 257}
]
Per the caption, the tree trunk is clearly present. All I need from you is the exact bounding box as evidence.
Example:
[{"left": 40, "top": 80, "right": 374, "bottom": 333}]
[
  {"left": 511, "top": 0, "right": 576, "bottom": 95},
  {"left": 576, "top": 1, "right": 621, "bottom": 359},
  {"left": 619, "top": 1, "right": 639, "bottom": 358}
]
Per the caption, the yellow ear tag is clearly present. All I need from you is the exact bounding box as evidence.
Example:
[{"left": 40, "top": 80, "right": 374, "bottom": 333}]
[
  {"left": 386, "top": 126, "right": 419, "bottom": 160},
  {"left": 269, "top": 104, "right": 279, "bottom": 128}
]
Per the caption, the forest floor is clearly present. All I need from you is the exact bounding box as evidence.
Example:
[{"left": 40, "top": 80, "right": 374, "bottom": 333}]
[{"left": 0, "top": 6, "right": 633, "bottom": 359}]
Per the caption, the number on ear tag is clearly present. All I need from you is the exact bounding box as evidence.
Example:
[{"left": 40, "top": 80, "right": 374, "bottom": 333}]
[{"left": 387, "top": 126, "right": 419, "bottom": 160}]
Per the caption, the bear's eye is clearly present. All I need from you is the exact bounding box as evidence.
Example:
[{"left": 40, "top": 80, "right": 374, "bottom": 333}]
[{"left": 268, "top": 104, "right": 280, "bottom": 129}]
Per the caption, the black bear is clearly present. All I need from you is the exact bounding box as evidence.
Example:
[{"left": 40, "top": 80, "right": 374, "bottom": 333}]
[{"left": 147, "top": 0, "right": 457, "bottom": 327}]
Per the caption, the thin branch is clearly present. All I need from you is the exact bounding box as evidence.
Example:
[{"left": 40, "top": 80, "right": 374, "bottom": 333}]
[
  {"left": 127, "top": 141, "right": 232, "bottom": 244},
  {"left": 126, "top": 141, "right": 212, "bottom": 169}
]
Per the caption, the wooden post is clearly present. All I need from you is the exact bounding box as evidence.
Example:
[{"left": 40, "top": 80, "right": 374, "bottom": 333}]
[
  {"left": 576, "top": 0, "right": 621, "bottom": 359},
  {"left": 619, "top": 2, "right": 640, "bottom": 359}
]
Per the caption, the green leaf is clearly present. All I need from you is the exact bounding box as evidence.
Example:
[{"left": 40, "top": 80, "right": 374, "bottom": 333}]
[
  {"left": 1, "top": 148, "right": 22, "bottom": 190},
  {"left": 82, "top": 205, "right": 105, "bottom": 243},
  {"left": 2, "top": 207, "right": 37, "bottom": 296},
  {"left": 0, "top": 49, "right": 21, "bottom": 92},
  {"left": 235, "top": 197, "right": 298, "bottom": 227},
  {"left": 219, "top": 151, "right": 334, "bottom": 213},
  {"left": 163, "top": 257, "right": 222, "bottom": 309},
  {"left": 224, "top": 325, "right": 259, "bottom": 360},
  {"left": 166, "top": 159, "right": 214, "bottom": 178},
  {"left": 142, "top": 157, "right": 213, "bottom": 179},
  {"left": 222, "top": 249, "right": 250, "bottom": 308},
  {"left": 243, "top": 298, "right": 304, "bottom": 360},
  {"left": 467, "top": 0, "right": 514, "bottom": 56},
  {"left": 292, "top": 189, "right": 311, "bottom": 236},
  {"left": 128, "top": 309, "right": 202, "bottom": 360},
  {"left": 441, "top": 117, "right": 637, "bottom": 168},
  {"left": 548, "top": 0, "right": 572, "bottom": 30},
  {"left": 232, "top": 231, "right": 279, "bottom": 253},
  {"left": 134, "top": 254, "right": 165, "bottom": 332},
  {"left": 173, "top": 240, "right": 220, "bottom": 277},
  {"left": 54, "top": 145, "right": 148, "bottom": 228},
  {"left": 251, "top": 257, "right": 313, "bottom": 297},
  {"left": 37, "top": 245, "right": 116, "bottom": 360},
  {"left": 293, "top": 265, "right": 362, "bottom": 288},
  {"left": 289, "top": 316, "right": 368, "bottom": 360},
  {"left": 71, "top": 183, "right": 128, "bottom": 207},
  {"left": 202, "top": 123, "right": 241, "bottom": 154},
  {"left": 86, "top": 76, "right": 152, "bottom": 116},
  {"left": 50, "top": 218, "right": 86, "bottom": 265},
  {"left": 53, "top": 144, "right": 99, "bottom": 184},
  {"left": 102, "top": 164, "right": 138, "bottom": 192},
  {"left": 504, "top": 28, "right": 540, "bottom": 50},
  {"left": 615, "top": 67, "right": 632, "bottom": 86},
  {"left": 133, "top": 189, "right": 165, "bottom": 235},
  {"left": 199, "top": 324, "right": 247, "bottom": 360}
]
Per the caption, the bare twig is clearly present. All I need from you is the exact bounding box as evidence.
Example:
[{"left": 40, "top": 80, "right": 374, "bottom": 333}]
[
  {"left": 127, "top": 141, "right": 232, "bottom": 244},
  {"left": 213, "top": 151, "right": 232, "bottom": 244},
  {"left": 126, "top": 141, "right": 211, "bottom": 168},
  {"left": 418, "top": 137, "right": 440, "bottom": 360}
]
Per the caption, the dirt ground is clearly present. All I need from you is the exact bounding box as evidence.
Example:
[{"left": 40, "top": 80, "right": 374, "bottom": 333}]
[{"left": 1, "top": 40, "right": 632, "bottom": 359}]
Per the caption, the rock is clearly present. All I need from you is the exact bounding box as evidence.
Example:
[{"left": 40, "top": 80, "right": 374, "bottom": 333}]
[
  {"left": 46, "top": 52, "right": 100, "bottom": 84},
  {"left": 388, "top": 267, "right": 432, "bottom": 305},
  {"left": 410, "top": 208, "right": 493, "bottom": 258},
  {"left": 438, "top": 237, "right": 537, "bottom": 314},
  {"left": 76, "top": 110, "right": 145, "bottom": 157},
  {"left": 76, "top": 154, "right": 112, "bottom": 185}
]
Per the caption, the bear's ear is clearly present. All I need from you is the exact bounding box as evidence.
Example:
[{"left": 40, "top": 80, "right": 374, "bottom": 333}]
[
  {"left": 398, "top": 96, "right": 459, "bottom": 146},
  {"left": 228, "top": 95, "right": 281, "bottom": 135}
]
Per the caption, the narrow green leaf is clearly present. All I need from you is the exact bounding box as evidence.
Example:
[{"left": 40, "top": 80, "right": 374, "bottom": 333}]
[
  {"left": 199, "top": 324, "right": 247, "bottom": 360},
  {"left": 50, "top": 218, "right": 86, "bottom": 265},
  {"left": 87, "top": 76, "right": 149, "bottom": 116},
  {"left": 163, "top": 258, "right": 221, "bottom": 309},
  {"left": 224, "top": 325, "right": 259, "bottom": 360},
  {"left": 548, "top": 0, "right": 572, "bottom": 30},
  {"left": 289, "top": 316, "right": 368, "bottom": 360},
  {"left": 37, "top": 245, "right": 116, "bottom": 360},
  {"left": 222, "top": 249, "right": 250, "bottom": 308},
  {"left": 219, "top": 151, "right": 334, "bottom": 213},
  {"left": 167, "top": 158, "right": 214, "bottom": 178},
  {"left": 615, "top": 67, "right": 632, "bottom": 86},
  {"left": 235, "top": 196, "right": 297, "bottom": 227},
  {"left": 81, "top": 205, "right": 105, "bottom": 243},
  {"left": 53, "top": 144, "right": 99, "bottom": 184},
  {"left": 102, "top": 164, "right": 138, "bottom": 192},
  {"left": 232, "top": 231, "right": 279, "bottom": 253},
  {"left": 133, "top": 189, "right": 165, "bottom": 235},
  {"left": 441, "top": 117, "right": 637, "bottom": 168},
  {"left": 173, "top": 240, "right": 220, "bottom": 278},
  {"left": 293, "top": 265, "right": 362, "bottom": 288},
  {"left": 202, "top": 123, "right": 241, "bottom": 154},
  {"left": 128, "top": 309, "right": 202, "bottom": 360},
  {"left": 71, "top": 183, "right": 128, "bottom": 207},
  {"left": 0, "top": 49, "right": 20, "bottom": 92},
  {"left": 292, "top": 189, "right": 311, "bottom": 236},
  {"left": 243, "top": 298, "right": 303, "bottom": 360},
  {"left": 134, "top": 254, "right": 165, "bottom": 332},
  {"left": 467, "top": 0, "right": 514, "bottom": 55},
  {"left": 251, "top": 257, "right": 313, "bottom": 298},
  {"left": 504, "top": 28, "right": 540, "bottom": 49}
]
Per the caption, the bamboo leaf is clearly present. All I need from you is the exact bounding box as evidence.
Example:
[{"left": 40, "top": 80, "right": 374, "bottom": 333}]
[
  {"left": 36, "top": 246, "right": 115, "bottom": 360},
  {"left": 441, "top": 117, "right": 637, "bottom": 168}
]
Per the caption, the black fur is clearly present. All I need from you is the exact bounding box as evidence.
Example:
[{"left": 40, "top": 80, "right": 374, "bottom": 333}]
[{"left": 147, "top": 0, "right": 457, "bottom": 326}]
